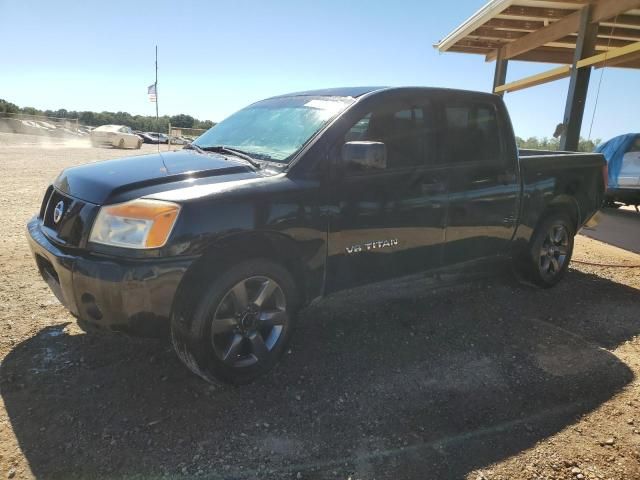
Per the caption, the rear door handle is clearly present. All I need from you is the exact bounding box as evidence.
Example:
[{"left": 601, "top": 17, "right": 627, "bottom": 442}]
[{"left": 421, "top": 182, "right": 446, "bottom": 194}]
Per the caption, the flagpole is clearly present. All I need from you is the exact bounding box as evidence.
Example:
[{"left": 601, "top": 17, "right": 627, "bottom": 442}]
[{"left": 155, "top": 45, "right": 159, "bottom": 153}]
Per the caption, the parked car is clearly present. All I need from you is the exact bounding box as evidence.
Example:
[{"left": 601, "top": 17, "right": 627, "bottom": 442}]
[
  {"left": 595, "top": 133, "right": 640, "bottom": 208},
  {"left": 90, "top": 125, "right": 142, "bottom": 149},
  {"left": 132, "top": 130, "right": 146, "bottom": 142},
  {"left": 168, "top": 135, "right": 189, "bottom": 145},
  {"left": 140, "top": 132, "right": 169, "bottom": 144},
  {"left": 27, "top": 87, "right": 605, "bottom": 385}
]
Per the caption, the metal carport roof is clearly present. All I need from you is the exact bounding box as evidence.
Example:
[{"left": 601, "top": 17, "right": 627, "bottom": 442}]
[
  {"left": 435, "top": 0, "right": 640, "bottom": 68},
  {"left": 434, "top": 0, "right": 640, "bottom": 150}
]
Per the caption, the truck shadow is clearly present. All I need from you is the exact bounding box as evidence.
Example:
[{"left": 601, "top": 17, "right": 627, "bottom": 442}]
[
  {"left": 581, "top": 207, "right": 640, "bottom": 254},
  {"left": 1, "top": 269, "right": 638, "bottom": 479}
]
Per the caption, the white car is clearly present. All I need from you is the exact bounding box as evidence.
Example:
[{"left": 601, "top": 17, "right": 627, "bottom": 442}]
[{"left": 90, "top": 125, "right": 142, "bottom": 149}]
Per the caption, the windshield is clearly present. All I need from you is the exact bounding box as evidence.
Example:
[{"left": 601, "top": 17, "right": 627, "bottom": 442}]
[{"left": 194, "top": 96, "right": 354, "bottom": 163}]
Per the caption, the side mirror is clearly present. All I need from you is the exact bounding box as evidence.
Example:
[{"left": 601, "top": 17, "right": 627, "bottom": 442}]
[{"left": 342, "top": 141, "right": 387, "bottom": 171}]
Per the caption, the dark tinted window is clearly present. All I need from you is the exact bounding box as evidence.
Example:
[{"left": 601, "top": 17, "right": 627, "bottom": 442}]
[
  {"left": 443, "top": 102, "right": 502, "bottom": 164},
  {"left": 343, "top": 103, "right": 432, "bottom": 172}
]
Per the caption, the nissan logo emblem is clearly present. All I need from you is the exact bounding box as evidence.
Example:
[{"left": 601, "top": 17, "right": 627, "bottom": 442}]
[{"left": 53, "top": 200, "right": 65, "bottom": 224}]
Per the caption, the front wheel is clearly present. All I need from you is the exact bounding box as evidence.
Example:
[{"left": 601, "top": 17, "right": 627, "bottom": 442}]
[
  {"left": 517, "top": 212, "right": 575, "bottom": 288},
  {"left": 117, "top": 138, "right": 125, "bottom": 149},
  {"left": 171, "top": 259, "right": 298, "bottom": 385}
]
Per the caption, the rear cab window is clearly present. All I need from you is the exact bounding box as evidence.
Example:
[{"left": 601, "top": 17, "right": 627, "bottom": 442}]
[{"left": 441, "top": 100, "right": 504, "bottom": 165}]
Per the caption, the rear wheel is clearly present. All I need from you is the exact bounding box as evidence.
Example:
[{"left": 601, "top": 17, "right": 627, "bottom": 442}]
[
  {"left": 518, "top": 212, "right": 575, "bottom": 288},
  {"left": 136, "top": 139, "right": 142, "bottom": 149},
  {"left": 118, "top": 138, "right": 125, "bottom": 149},
  {"left": 171, "top": 259, "right": 298, "bottom": 385}
]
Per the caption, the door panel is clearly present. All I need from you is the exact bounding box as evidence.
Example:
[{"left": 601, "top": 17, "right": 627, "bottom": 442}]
[
  {"left": 441, "top": 100, "right": 520, "bottom": 265},
  {"left": 327, "top": 167, "right": 447, "bottom": 291},
  {"left": 325, "top": 96, "right": 448, "bottom": 292},
  {"left": 446, "top": 162, "right": 519, "bottom": 264}
]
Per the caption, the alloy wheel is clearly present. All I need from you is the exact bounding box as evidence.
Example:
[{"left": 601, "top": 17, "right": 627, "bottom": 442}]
[
  {"left": 538, "top": 224, "right": 569, "bottom": 280},
  {"left": 211, "top": 276, "right": 288, "bottom": 368}
]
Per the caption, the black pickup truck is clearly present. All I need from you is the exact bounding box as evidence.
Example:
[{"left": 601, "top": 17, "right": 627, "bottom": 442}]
[{"left": 27, "top": 87, "right": 605, "bottom": 384}]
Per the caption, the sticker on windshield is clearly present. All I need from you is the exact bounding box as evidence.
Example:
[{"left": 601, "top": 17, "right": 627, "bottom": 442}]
[{"left": 304, "top": 99, "right": 346, "bottom": 111}]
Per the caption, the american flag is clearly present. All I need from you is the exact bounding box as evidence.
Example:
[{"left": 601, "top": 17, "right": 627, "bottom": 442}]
[{"left": 148, "top": 83, "right": 157, "bottom": 103}]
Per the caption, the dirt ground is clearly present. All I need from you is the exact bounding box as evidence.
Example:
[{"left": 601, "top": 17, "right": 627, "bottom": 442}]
[{"left": 0, "top": 131, "right": 639, "bottom": 480}]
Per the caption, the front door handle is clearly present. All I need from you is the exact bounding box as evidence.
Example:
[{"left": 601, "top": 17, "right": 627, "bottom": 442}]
[{"left": 497, "top": 173, "right": 517, "bottom": 185}]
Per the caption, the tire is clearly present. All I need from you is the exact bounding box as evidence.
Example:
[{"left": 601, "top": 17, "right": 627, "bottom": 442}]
[
  {"left": 136, "top": 139, "right": 142, "bottom": 149},
  {"left": 518, "top": 212, "right": 575, "bottom": 288},
  {"left": 118, "top": 138, "right": 125, "bottom": 149},
  {"left": 171, "top": 259, "right": 299, "bottom": 385}
]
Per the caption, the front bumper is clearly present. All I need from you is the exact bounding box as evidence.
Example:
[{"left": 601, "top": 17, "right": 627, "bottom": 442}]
[{"left": 27, "top": 217, "right": 194, "bottom": 337}]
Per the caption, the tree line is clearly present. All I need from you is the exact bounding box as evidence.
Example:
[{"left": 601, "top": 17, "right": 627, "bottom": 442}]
[
  {"left": 516, "top": 136, "right": 601, "bottom": 152},
  {"left": 0, "top": 99, "right": 215, "bottom": 132}
]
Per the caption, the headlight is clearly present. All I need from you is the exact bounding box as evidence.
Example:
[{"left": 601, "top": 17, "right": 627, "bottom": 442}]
[{"left": 89, "top": 199, "right": 181, "bottom": 249}]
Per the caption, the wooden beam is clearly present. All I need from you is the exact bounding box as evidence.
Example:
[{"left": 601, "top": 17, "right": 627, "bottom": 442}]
[
  {"left": 552, "top": 35, "right": 631, "bottom": 49},
  {"left": 576, "top": 40, "right": 640, "bottom": 68},
  {"left": 476, "top": 25, "right": 640, "bottom": 44},
  {"left": 512, "top": 47, "right": 576, "bottom": 64},
  {"left": 604, "top": 14, "right": 640, "bottom": 29},
  {"left": 494, "top": 65, "right": 571, "bottom": 93},
  {"left": 591, "top": 0, "right": 640, "bottom": 24},
  {"left": 488, "top": 9, "right": 583, "bottom": 62},
  {"left": 448, "top": 46, "right": 493, "bottom": 55},
  {"left": 488, "top": 0, "right": 640, "bottom": 62},
  {"left": 529, "top": 0, "right": 586, "bottom": 4},
  {"left": 456, "top": 39, "right": 507, "bottom": 50},
  {"left": 471, "top": 27, "right": 527, "bottom": 41},
  {"left": 500, "top": 5, "right": 576, "bottom": 21},
  {"left": 484, "top": 18, "right": 544, "bottom": 32},
  {"left": 594, "top": 48, "right": 640, "bottom": 68},
  {"left": 597, "top": 25, "right": 640, "bottom": 42}
]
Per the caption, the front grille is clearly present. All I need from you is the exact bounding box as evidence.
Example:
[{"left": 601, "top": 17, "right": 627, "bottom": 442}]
[{"left": 41, "top": 188, "right": 97, "bottom": 247}]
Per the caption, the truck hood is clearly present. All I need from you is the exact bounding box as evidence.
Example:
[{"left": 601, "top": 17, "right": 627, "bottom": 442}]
[{"left": 54, "top": 150, "right": 257, "bottom": 204}]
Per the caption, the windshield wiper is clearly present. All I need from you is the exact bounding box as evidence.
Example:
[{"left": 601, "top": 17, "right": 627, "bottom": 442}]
[
  {"left": 184, "top": 142, "right": 206, "bottom": 154},
  {"left": 200, "top": 145, "right": 262, "bottom": 169},
  {"left": 185, "top": 143, "right": 261, "bottom": 169}
]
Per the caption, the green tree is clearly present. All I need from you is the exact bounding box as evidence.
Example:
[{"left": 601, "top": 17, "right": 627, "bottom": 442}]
[
  {"left": 170, "top": 114, "right": 195, "bottom": 128},
  {"left": 0, "top": 99, "right": 19, "bottom": 114}
]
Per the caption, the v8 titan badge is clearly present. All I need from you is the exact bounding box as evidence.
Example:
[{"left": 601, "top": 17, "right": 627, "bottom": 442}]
[{"left": 346, "top": 238, "right": 398, "bottom": 254}]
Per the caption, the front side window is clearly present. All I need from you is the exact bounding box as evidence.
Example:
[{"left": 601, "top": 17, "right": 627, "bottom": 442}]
[
  {"left": 343, "top": 103, "right": 432, "bottom": 172},
  {"left": 443, "top": 102, "right": 502, "bottom": 163},
  {"left": 195, "top": 96, "right": 354, "bottom": 163}
]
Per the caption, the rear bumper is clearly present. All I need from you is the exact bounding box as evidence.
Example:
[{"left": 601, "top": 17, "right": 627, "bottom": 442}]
[{"left": 27, "top": 217, "right": 194, "bottom": 337}]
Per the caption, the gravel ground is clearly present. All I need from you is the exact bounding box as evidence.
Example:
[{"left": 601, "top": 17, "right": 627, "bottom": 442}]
[{"left": 1, "top": 132, "right": 639, "bottom": 480}]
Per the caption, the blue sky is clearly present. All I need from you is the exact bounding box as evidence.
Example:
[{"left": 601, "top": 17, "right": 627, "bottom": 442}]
[{"left": 1, "top": 0, "right": 638, "bottom": 140}]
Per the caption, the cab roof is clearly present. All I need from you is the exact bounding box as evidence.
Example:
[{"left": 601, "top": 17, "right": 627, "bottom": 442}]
[
  {"left": 268, "top": 86, "right": 499, "bottom": 101},
  {"left": 269, "top": 87, "right": 387, "bottom": 99}
]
